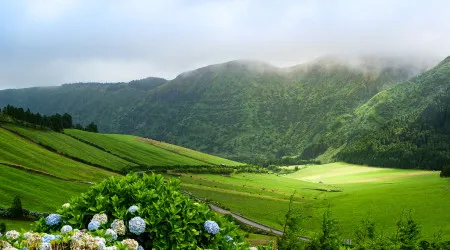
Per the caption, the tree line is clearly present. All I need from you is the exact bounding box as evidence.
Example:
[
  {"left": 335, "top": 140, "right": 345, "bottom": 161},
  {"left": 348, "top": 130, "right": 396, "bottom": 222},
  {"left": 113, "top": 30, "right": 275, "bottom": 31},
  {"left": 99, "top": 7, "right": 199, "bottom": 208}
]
[{"left": 1, "top": 105, "right": 98, "bottom": 132}]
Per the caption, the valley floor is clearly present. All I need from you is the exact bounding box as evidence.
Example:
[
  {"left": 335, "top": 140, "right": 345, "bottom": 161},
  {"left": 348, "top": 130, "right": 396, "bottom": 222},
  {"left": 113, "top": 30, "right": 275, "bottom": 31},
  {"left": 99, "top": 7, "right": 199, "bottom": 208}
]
[{"left": 175, "top": 162, "right": 450, "bottom": 239}]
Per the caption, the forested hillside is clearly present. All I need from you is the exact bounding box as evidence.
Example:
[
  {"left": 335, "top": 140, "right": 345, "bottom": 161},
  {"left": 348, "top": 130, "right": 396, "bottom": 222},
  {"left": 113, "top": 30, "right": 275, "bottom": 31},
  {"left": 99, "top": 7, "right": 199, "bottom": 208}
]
[
  {"left": 335, "top": 57, "right": 450, "bottom": 170},
  {"left": 0, "top": 57, "right": 437, "bottom": 166}
]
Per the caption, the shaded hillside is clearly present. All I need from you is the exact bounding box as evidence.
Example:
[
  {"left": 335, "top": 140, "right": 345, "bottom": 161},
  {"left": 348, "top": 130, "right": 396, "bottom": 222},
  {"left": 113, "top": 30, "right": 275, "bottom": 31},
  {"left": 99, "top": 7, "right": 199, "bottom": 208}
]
[
  {"left": 0, "top": 57, "right": 433, "bottom": 164},
  {"left": 0, "top": 77, "right": 167, "bottom": 132},
  {"left": 334, "top": 57, "right": 450, "bottom": 169}
]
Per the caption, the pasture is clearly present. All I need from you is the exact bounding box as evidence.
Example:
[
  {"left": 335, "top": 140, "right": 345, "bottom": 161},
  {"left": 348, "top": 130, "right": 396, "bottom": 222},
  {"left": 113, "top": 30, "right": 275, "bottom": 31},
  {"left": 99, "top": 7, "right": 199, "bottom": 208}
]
[
  {"left": 65, "top": 129, "right": 218, "bottom": 166},
  {"left": 0, "top": 127, "right": 115, "bottom": 181},
  {"left": 177, "top": 163, "right": 450, "bottom": 239},
  {"left": 3, "top": 124, "right": 137, "bottom": 171}
]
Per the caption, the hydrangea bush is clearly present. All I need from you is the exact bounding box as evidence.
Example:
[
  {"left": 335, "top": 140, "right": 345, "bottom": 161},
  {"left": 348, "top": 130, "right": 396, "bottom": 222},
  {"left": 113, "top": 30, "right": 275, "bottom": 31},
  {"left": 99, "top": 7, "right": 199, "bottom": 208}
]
[{"left": 31, "top": 173, "right": 248, "bottom": 249}]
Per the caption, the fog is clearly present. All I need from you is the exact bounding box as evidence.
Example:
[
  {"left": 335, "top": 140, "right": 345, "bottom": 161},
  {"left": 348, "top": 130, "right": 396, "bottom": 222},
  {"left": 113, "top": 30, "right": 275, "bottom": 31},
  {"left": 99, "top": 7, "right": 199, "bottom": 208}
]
[{"left": 1, "top": 0, "right": 449, "bottom": 89}]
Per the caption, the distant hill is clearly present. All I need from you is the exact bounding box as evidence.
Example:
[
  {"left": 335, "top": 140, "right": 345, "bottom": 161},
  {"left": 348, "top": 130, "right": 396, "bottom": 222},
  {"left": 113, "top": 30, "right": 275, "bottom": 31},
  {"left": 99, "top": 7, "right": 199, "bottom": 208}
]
[{"left": 0, "top": 56, "right": 442, "bottom": 167}]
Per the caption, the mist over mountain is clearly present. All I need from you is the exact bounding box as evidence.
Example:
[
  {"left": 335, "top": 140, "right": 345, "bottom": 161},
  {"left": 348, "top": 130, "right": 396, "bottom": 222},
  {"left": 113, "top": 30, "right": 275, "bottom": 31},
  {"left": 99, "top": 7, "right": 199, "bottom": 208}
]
[{"left": 0, "top": 55, "right": 448, "bottom": 168}]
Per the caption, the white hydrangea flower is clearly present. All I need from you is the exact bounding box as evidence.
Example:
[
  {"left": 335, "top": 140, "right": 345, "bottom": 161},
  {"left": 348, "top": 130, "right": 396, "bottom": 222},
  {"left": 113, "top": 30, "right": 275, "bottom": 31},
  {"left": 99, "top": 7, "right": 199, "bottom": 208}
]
[
  {"left": 5, "top": 230, "right": 20, "bottom": 240},
  {"left": 93, "top": 213, "right": 108, "bottom": 225},
  {"left": 122, "top": 239, "right": 139, "bottom": 250},
  {"left": 62, "top": 203, "right": 70, "bottom": 208},
  {"left": 111, "top": 219, "right": 126, "bottom": 235}
]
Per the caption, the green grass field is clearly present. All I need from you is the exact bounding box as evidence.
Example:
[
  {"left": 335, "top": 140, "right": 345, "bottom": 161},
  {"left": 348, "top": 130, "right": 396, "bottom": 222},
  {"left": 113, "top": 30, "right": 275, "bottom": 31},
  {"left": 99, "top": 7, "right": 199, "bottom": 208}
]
[
  {"left": 177, "top": 163, "right": 450, "bottom": 239},
  {"left": 0, "top": 219, "right": 33, "bottom": 231},
  {"left": 0, "top": 127, "right": 115, "bottom": 181},
  {"left": 137, "top": 137, "right": 243, "bottom": 166},
  {"left": 3, "top": 124, "right": 137, "bottom": 171},
  {"left": 65, "top": 129, "right": 232, "bottom": 166},
  {"left": 0, "top": 164, "right": 89, "bottom": 211}
]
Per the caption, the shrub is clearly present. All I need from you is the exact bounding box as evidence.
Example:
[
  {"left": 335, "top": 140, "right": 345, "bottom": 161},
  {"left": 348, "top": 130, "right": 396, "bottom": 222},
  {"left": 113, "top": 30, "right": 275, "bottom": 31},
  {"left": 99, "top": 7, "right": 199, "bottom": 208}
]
[
  {"left": 440, "top": 166, "right": 450, "bottom": 177},
  {"left": 10, "top": 196, "right": 23, "bottom": 219},
  {"left": 34, "top": 173, "right": 247, "bottom": 249},
  {"left": 0, "top": 223, "right": 5, "bottom": 234}
]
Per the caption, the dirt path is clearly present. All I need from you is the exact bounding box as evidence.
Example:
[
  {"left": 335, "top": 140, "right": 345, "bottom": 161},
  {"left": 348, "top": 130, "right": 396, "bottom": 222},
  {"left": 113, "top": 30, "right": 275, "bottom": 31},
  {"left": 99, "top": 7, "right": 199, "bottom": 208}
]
[{"left": 180, "top": 190, "right": 310, "bottom": 241}]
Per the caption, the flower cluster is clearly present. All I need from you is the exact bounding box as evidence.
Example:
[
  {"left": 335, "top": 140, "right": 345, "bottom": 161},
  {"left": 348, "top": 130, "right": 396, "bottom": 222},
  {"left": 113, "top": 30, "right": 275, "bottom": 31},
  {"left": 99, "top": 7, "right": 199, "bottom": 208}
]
[
  {"left": 105, "top": 229, "right": 118, "bottom": 242},
  {"left": 122, "top": 238, "right": 139, "bottom": 249},
  {"left": 5, "top": 230, "right": 20, "bottom": 240},
  {"left": 204, "top": 220, "right": 220, "bottom": 235},
  {"left": 93, "top": 213, "right": 108, "bottom": 224},
  {"left": 61, "top": 225, "right": 73, "bottom": 233},
  {"left": 128, "top": 205, "right": 139, "bottom": 213},
  {"left": 45, "top": 213, "right": 61, "bottom": 226},
  {"left": 111, "top": 219, "right": 126, "bottom": 235},
  {"left": 88, "top": 220, "right": 101, "bottom": 231},
  {"left": 129, "top": 217, "right": 146, "bottom": 235}
]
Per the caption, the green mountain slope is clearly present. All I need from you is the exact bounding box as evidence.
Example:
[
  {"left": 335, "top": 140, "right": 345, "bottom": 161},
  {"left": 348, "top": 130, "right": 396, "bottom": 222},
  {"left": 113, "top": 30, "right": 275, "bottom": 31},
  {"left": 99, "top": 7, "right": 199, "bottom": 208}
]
[
  {"left": 0, "top": 57, "right": 435, "bottom": 164},
  {"left": 0, "top": 77, "right": 167, "bottom": 132},
  {"left": 333, "top": 57, "right": 450, "bottom": 169}
]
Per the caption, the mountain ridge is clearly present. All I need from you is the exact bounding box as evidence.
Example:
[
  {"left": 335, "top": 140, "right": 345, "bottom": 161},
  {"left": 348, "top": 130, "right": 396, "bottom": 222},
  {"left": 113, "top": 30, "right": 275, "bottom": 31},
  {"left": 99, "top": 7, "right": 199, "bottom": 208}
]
[{"left": 0, "top": 55, "right": 446, "bottom": 167}]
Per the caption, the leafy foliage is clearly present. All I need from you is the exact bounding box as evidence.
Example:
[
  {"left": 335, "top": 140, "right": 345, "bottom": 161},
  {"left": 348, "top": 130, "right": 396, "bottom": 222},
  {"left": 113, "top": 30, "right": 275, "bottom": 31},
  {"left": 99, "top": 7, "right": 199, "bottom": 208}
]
[{"left": 34, "top": 173, "right": 247, "bottom": 249}]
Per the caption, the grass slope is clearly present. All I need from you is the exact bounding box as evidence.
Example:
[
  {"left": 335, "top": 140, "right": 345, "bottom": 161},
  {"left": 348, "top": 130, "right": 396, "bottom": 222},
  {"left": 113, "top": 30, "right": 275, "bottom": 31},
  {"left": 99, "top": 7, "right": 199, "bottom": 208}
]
[
  {"left": 0, "top": 164, "right": 89, "bottom": 212},
  {"left": 178, "top": 163, "right": 450, "bottom": 239},
  {"left": 3, "top": 124, "right": 137, "bottom": 172},
  {"left": 65, "top": 129, "right": 236, "bottom": 167},
  {"left": 0, "top": 127, "right": 115, "bottom": 181},
  {"left": 136, "top": 137, "right": 243, "bottom": 166}
]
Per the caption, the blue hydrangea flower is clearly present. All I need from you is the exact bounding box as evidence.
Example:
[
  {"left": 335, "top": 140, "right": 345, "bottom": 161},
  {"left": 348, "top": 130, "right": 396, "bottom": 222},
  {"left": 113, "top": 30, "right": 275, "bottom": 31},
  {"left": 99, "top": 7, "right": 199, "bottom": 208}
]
[
  {"left": 225, "top": 235, "right": 233, "bottom": 241},
  {"left": 45, "top": 214, "right": 61, "bottom": 226},
  {"left": 88, "top": 220, "right": 101, "bottom": 231},
  {"left": 105, "top": 229, "right": 118, "bottom": 241},
  {"left": 42, "top": 234, "right": 56, "bottom": 243},
  {"left": 22, "top": 248, "right": 28, "bottom": 250},
  {"left": 204, "top": 220, "right": 220, "bottom": 235},
  {"left": 129, "top": 216, "right": 146, "bottom": 235},
  {"left": 128, "top": 205, "right": 139, "bottom": 213},
  {"left": 61, "top": 225, "right": 73, "bottom": 233},
  {"left": 55, "top": 235, "right": 62, "bottom": 240},
  {"left": 137, "top": 246, "right": 144, "bottom": 250}
]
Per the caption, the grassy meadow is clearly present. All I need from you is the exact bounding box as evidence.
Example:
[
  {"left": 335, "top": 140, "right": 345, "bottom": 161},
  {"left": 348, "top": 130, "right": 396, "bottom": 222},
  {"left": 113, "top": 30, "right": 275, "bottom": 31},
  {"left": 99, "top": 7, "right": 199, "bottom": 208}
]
[
  {"left": 2, "top": 124, "right": 137, "bottom": 171},
  {"left": 65, "top": 129, "right": 223, "bottom": 166},
  {"left": 0, "top": 127, "right": 115, "bottom": 181},
  {"left": 176, "top": 163, "right": 450, "bottom": 239},
  {"left": 0, "top": 164, "right": 89, "bottom": 211}
]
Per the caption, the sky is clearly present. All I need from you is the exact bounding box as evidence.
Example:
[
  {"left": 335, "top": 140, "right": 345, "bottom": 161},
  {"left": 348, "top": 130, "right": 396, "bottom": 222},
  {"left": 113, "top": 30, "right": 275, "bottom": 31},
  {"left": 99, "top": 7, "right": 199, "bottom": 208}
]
[{"left": 1, "top": 0, "right": 450, "bottom": 89}]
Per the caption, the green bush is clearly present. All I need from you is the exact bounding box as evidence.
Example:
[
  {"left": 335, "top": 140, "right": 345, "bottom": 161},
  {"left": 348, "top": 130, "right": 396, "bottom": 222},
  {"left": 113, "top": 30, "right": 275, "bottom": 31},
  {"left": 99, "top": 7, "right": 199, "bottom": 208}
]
[
  {"left": 441, "top": 166, "right": 450, "bottom": 177},
  {"left": 34, "top": 173, "right": 247, "bottom": 249}
]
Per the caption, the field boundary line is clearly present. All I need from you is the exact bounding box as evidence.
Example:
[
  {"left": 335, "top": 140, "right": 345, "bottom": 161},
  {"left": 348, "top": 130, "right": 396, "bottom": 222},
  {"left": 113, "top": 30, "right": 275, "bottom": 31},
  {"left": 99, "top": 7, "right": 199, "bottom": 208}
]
[
  {"left": 0, "top": 125, "right": 121, "bottom": 174},
  {"left": 0, "top": 162, "right": 91, "bottom": 184},
  {"left": 135, "top": 137, "right": 218, "bottom": 166}
]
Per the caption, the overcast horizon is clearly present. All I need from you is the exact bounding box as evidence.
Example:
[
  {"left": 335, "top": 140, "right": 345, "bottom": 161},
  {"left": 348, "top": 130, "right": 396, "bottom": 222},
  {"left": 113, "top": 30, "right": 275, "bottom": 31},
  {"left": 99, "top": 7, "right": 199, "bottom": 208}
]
[{"left": 1, "top": 0, "right": 450, "bottom": 90}]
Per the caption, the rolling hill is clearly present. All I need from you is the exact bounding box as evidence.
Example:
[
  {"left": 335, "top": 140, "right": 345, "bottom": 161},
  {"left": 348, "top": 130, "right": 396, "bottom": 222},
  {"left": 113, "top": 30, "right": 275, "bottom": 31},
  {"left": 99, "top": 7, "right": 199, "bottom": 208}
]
[
  {"left": 0, "top": 122, "right": 243, "bottom": 223},
  {"left": 0, "top": 56, "right": 434, "bottom": 166}
]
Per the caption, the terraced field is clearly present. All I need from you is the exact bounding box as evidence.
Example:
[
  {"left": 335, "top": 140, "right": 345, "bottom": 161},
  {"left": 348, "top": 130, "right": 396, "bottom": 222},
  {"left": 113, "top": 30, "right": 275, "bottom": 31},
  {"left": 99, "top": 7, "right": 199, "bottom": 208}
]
[
  {"left": 2, "top": 124, "right": 137, "bottom": 171},
  {"left": 65, "top": 129, "right": 233, "bottom": 166},
  {"left": 0, "top": 127, "right": 115, "bottom": 181},
  {"left": 137, "top": 137, "right": 243, "bottom": 166},
  {"left": 177, "top": 163, "right": 450, "bottom": 239}
]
